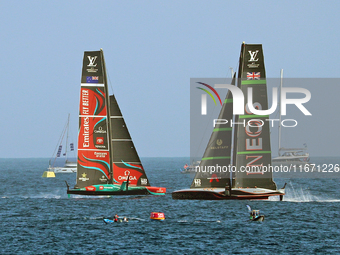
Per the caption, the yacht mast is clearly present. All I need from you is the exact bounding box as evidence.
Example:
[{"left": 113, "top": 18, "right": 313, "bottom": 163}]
[
  {"left": 278, "top": 69, "right": 283, "bottom": 155},
  {"left": 65, "top": 113, "right": 70, "bottom": 161}
]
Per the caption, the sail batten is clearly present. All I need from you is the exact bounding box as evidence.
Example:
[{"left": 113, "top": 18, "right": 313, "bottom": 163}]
[
  {"left": 78, "top": 148, "right": 110, "bottom": 151},
  {"left": 81, "top": 83, "right": 105, "bottom": 87},
  {"left": 213, "top": 128, "right": 232, "bottom": 132},
  {"left": 241, "top": 80, "right": 266, "bottom": 85},
  {"left": 239, "top": 115, "right": 269, "bottom": 119},
  {"left": 79, "top": 115, "right": 107, "bottom": 117},
  {"left": 237, "top": 151, "right": 271, "bottom": 154},
  {"left": 112, "top": 161, "right": 141, "bottom": 164},
  {"left": 201, "top": 156, "right": 231, "bottom": 160}
]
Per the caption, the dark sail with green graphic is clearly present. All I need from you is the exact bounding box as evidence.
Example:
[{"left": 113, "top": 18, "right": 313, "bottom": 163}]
[
  {"left": 233, "top": 43, "right": 277, "bottom": 190},
  {"left": 190, "top": 77, "right": 235, "bottom": 189},
  {"left": 67, "top": 49, "right": 165, "bottom": 196}
]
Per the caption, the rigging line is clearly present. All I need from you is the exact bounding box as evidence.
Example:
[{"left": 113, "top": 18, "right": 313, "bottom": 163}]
[
  {"left": 192, "top": 72, "right": 231, "bottom": 161},
  {"left": 193, "top": 81, "right": 226, "bottom": 160},
  {"left": 51, "top": 117, "right": 69, "bottom": 167},
  {"left": 67, "top": 115, "right": 76, "bottom": 158},
  {"left": 65, "top": 114, "right": 70, "bottom": 161},
  {"left": 51, "top": 120, "right": 67, "bottom": 157},
  {"left": 194, "top": 78, "right": 224, "bottom": 158},
  {"left": 107, "top": 67, "right": 114, "bottom": 93},
  {"left": 269, "top": 74, "right": 281, "bottom": 137}
]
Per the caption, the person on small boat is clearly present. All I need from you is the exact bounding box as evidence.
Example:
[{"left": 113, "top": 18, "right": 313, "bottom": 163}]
[
  {"left": 123, "top": 217, "right": 128, "bottom": 222},
  {"left": 250, "top": 210, "right": 259, "bottom": 220},
  {"left": 113, "top": 214, "right": 119, "bottom": 222}
]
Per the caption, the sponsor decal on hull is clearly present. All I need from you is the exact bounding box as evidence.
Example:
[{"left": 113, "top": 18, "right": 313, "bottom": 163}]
[{"left": 86, "top": 186, "right": 96, "bottom": 191}]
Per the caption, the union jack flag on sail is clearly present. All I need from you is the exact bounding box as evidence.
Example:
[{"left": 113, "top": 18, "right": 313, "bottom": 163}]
[{"left": 247, "top": 72, "right": 260, "bottom": 80}]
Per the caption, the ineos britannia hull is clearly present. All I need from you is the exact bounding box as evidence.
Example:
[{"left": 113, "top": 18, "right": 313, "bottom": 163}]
[{"left": 172, "top": 187, "right": 285, "bottom": 200}]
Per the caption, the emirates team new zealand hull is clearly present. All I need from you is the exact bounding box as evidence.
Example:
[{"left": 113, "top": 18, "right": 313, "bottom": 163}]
[
  {"left": 67, "top": 50, "right": 166, "bottom": 196},
  {"left": 67, "top": 184, "right": 166, "bottom": 196}
]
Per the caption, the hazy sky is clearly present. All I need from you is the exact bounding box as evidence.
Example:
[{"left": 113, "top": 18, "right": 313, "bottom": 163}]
[{"left": 1, "top": 0, "right": 339, "bottom": 158}]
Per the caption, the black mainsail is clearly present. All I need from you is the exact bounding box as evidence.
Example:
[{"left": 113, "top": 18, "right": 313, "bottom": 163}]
[
  {"left": 109, "top": 95, "right": 151, "bottom": 187},
  {"left": 172, "top": 42, "right": 285, "bottom": 200},
  {"left": 67, "top": 49, "right": 165, "bottom": 196}
]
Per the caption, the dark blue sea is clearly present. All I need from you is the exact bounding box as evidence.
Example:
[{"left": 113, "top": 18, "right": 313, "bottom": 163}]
[{"left": 1, "top": 157, "right": 340, "bottom": 254}]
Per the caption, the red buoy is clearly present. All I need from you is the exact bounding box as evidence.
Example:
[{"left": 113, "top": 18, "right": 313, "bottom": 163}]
[{"left": 150, "top": 212, "right": 165, "bottom": 221}]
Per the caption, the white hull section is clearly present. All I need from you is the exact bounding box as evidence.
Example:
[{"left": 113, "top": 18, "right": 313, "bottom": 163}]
[
  {"left": 48, "top": 166, "right": 77, "bottom": 173},
  {"left": 272, "top": 156, "right": 309, "bottom": 166}
]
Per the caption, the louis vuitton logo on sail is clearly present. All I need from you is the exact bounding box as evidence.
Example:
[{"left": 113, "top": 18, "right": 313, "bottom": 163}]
[
  {"left": 87, "top": 56, "right": 98, "bottom": 73},
  {"left": 249, "top": 50, "right": 259, "bottom": 62},
  {"left": 248, "top": 50, "right": 260, "bottom": 68}
]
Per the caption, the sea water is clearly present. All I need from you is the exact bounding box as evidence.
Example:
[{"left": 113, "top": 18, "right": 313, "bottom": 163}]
[{"left": 0, "top": 157, "right": 340, "bottom": 254}]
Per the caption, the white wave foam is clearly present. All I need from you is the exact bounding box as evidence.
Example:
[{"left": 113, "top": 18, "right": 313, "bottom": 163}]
[
  {"left": 33, "top": 193, "right": 62, "bottom": 199},
  {"left": 281, "top": 182, "right": 340, "bottom": 203}
]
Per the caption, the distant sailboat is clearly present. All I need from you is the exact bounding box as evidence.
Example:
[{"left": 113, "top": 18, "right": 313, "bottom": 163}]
[
  {"left": 66, "top": 49, "right": 166, "bottom": 196},
  {"left": 172, "top": 42, "right": 286, "bottom": 200},
  {"left": 272, "top": 69, "right": 310, "bottom": 166},
  {"left": 47, "top": 114, "right": 76, "bottom": 173},
  {"left": 181, "top": 161, "right": 200, "bottom": 174}
]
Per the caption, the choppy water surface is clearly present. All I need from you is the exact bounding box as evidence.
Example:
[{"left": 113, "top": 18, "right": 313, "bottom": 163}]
[{"left": 0, "top": 157, "right": 340, "bottom": 254}]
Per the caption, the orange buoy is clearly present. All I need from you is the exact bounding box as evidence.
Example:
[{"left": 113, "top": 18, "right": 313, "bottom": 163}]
[{"left": 150, "top": 212, "right": 165, "bottom": 221}]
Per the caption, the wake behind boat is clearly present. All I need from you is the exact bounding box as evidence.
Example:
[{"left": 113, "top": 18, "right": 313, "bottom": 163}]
[
  {"left": 172, "top": 42, "right": 285, "bottom": 201},
  {"left": 66, "top": 50, "right": 165, "bottom": 196}
]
